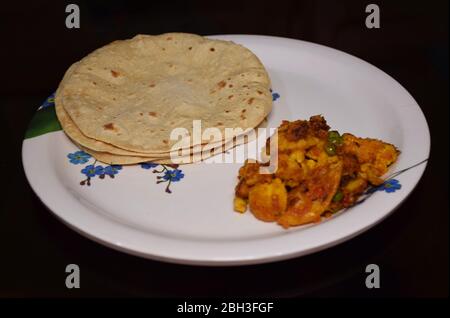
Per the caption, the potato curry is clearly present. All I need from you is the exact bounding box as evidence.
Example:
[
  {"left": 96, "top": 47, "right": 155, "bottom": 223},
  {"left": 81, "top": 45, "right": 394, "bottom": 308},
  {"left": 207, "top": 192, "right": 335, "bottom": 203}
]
[{"left": 234, "top": 115, "right": 399, "bottom": 228}]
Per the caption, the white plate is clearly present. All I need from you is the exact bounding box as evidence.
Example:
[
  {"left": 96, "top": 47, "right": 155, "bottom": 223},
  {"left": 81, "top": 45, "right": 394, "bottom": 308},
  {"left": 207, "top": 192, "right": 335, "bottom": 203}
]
[{"left": 22, "top": 35, "right": 430, "bottom": 266}]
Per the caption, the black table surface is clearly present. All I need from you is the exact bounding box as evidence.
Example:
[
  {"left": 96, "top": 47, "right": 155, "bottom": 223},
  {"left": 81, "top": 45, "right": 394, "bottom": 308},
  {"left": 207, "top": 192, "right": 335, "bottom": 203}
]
[{"left": 0, "top": 0, "right": 448, "bottom": 298}]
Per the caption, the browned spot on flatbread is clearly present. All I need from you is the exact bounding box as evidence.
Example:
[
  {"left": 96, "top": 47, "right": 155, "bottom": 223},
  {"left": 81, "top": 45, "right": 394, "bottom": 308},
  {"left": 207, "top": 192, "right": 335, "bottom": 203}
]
[
  {"left": 217, "top": 80, "right": 226, "bottom": 88},
  {"left": 166, "top": 37, "right": 172, "bottom": 40},
  {"left": 225, "top": 110, "right": 230, "bottom": 113},
  {"left": 247, "top": 97, "right": 254, "bottom": 105},
  {"left": 139, "top": 112, "right": 143, "bottom": 116},
  {"left": 228, "top": 84, "right": 233, "bottom": 88},
  {"left": 103, "top": 123, "right": 115, "bottom": 130},
  {"left": 111, "top": 70, "right": 120, "bottom": 77},
  {"left": 257, "top": 90, "right": 263, "bottom": 95},
  {"left": 228, "top": 95, "right": 234, "bottom": 99},
  {"left": 149, "top": 83, "right": 156, "bottom": 87},
  {"left": 241, "top": 109, "right": 247, "bottom": 113},
  {"left": 162, "top": 139, "right": 168, "bottom": 144},
  {"left": 188, "top": 46, "right": 192, "bottom": 50},
  {"left": 149, "top": 112, "right": 157, "bottom": 117},
  {"left": 210, "top": 47, "right": 215, "bottom": 52},
  {"left": 242, "top": 85, "right": 248, "bottom": 88}
]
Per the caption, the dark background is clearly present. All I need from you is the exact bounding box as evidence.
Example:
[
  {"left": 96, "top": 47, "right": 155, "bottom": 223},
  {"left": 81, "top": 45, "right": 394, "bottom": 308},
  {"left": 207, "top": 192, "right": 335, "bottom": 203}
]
[{"left": 0, "top": 0, "right": 448, "bottom": 297}]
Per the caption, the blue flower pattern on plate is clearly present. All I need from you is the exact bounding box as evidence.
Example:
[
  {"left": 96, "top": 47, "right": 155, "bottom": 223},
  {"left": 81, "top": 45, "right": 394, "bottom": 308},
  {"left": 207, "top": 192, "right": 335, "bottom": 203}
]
[
  {"left": 142, "top": 164, "right": 185, "bottom": 193},
  {"left": 69, "top": 153, "right": 185, "bottom": 192},
  {"left": 140, "top": 162, "right": 159, "bottom": 169},
  {"left": 104, "top": 165, "right": 123, "bottom": 176},
  {"left": 374, "top": 179, "right": 401, "bottom": 193},
  {"left": 68, "top": 151, "right": 91, "bottom": 164},
  {"left": 162, "top": 169, "right": 185, "bottom": 182},
  {"left": 40, "top": 92, "right": 56, "bottom": 109},
  {"left": 270, "top": 88, "right": 280, "bottom": 101},
  {"left": 81, "top": 165, "right": 104, "bottom": 178}
]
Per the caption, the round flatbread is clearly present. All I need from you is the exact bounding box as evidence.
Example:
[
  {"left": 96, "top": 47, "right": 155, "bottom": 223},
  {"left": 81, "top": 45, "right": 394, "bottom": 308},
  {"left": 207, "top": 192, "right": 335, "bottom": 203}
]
[{"left": 56, "top": 33, "right": 272, "bottom": 153}]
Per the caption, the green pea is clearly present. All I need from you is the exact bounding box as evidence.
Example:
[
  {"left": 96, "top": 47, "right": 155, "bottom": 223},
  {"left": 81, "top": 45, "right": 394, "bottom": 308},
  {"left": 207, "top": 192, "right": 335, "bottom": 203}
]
[
  {"left": 328, "top": 130, "right": 340, "bottom": 139},
  {"left": 328, "top": 130, "right": 343, "bottom": 146},
  {"left": 332, "top": 191, "right": 344, "bottom": 202},
  {"left": 325, "top": 143, "right": 336, "bottom": 156}
]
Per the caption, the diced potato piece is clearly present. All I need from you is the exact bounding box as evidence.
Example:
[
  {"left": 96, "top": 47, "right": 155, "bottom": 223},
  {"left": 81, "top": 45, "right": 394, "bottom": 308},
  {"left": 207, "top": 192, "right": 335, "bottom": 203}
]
[
  {"left": 234, "top": 197, "right": 248, "bottom": 213},
  {"left": 248, "top": 178, "right": 287, "bottom": 222},
  {"left": 345, "top": 177, "right": 367, "bottom": 193}
]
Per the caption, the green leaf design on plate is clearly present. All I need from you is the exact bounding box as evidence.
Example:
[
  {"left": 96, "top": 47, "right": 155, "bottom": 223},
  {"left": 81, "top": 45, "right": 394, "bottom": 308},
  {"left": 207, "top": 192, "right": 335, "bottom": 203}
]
[{"left": 24, "top": 106, "right": 62, "bottom": 139}]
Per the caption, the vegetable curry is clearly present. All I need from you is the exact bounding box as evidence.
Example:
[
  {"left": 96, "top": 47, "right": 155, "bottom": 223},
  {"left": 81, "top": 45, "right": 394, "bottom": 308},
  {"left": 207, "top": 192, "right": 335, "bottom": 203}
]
[{"left": 234, "top": 115, "right": 399, "bottom": 228}]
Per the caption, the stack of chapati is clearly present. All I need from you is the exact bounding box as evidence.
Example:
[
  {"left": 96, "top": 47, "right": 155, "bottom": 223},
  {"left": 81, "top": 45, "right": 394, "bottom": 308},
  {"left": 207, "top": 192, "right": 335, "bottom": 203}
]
[{"left": 55, "top": 33, "right": 273, "bottom": 164}]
